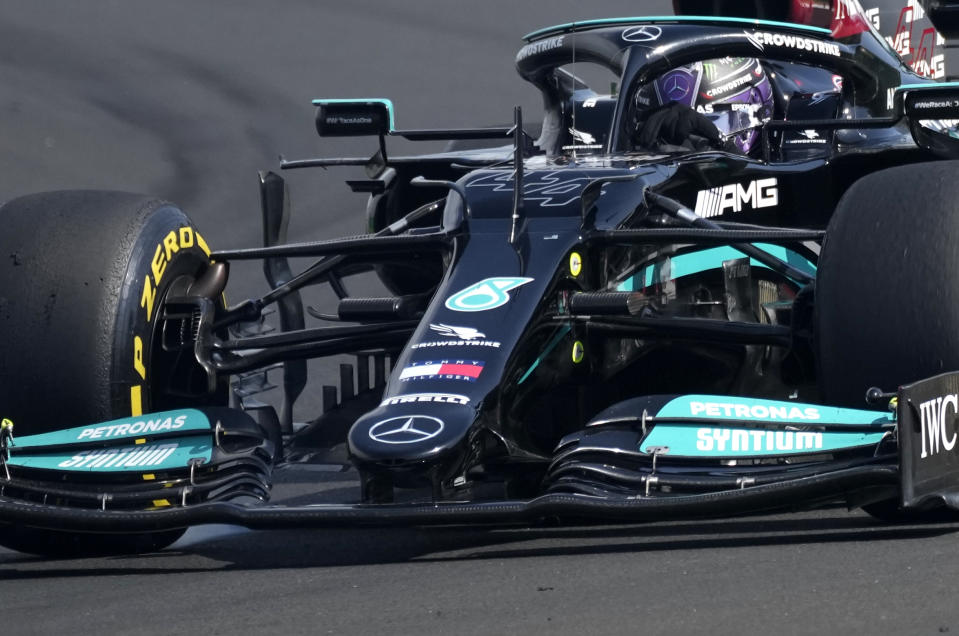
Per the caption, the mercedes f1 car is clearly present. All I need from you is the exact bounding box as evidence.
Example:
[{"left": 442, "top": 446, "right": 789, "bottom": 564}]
[{"left": 6, "top": 4, "right": 959, "bottom": 556}]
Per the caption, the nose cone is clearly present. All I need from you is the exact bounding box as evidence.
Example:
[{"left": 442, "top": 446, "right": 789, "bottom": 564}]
[{"left": 348, "top": 401, "right": 476, "bottom": 466}]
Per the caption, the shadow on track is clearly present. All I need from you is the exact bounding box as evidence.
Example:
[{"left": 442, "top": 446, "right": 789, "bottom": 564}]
[{"left": 3, "top": 510, "right": 958, "bottom": 579}]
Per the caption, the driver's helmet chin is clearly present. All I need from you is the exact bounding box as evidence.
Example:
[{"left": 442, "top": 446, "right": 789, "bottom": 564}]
[{"left": 639, "top": 57, "right": 774, "bottom": 154}]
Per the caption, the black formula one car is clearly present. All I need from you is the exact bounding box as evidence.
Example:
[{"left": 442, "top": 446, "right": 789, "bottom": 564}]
[{"left": 6, "top": 4, "right": 959, "bottom": 556}]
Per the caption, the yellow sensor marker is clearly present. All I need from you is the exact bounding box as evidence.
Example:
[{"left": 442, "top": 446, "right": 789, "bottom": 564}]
[
  {"left": 142, "top": 474, "right": 156, "bottom": 481},
  {"left": 569, "top": 252, "right": 583, "bottom": 277},
  {"left": 135, "top": 438, "right": 146, "bottom": 445},
  {"left": 572, "top": 340, "right": 585, "bottom": 363},
  {"left": 130, "top": 386, "right": 143, "bottom": 416},
  {"left": 0, "top": 418, "right": 12, "bottom": 479},
  {"left": 151, "top": 499, "right": 171, "bottom": 508}
]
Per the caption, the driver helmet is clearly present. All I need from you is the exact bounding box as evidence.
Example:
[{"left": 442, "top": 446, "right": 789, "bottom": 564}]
[{"left": 635, "top": 57, "right": 774, "bottom": 154}]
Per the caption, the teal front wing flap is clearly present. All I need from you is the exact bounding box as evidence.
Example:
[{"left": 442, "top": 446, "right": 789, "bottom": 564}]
[
  {"left": 640, "top": 425, "right": 887, "bottom": 457},
  {"left": 12, "top": 409, "right": 212, "bottom": 450},
  {"left": 618, "top": 244, "right": 816, "bottom": 291},
  {"left": 8, "top": 435, "right": 213, "bottom": 473},
  {"left": 640, "top": 394, "right": 891, "bottom": 458},
  {"left": 656, "top": 395, "right": 892, "bottom": 425}
]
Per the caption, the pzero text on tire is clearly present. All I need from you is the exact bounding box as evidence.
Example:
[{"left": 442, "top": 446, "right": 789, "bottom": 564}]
[
  {"left": 0, "top": 190, "right": 220, "bottom": 432},
  {"left": 0, "top": 190, "right": 222, "bottom": 555}
]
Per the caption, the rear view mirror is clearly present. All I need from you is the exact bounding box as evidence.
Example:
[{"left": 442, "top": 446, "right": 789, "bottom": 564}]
[
  {"left": 313, "top": 99, "right": 394, "bottom": 137},
  {"left": 899, "top": 84, "right": 959, "bottom": 158}
]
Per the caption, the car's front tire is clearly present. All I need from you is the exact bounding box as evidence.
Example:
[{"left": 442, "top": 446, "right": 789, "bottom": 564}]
[{"left": 0, "top": 190, "right": 223, "bottom": 555}]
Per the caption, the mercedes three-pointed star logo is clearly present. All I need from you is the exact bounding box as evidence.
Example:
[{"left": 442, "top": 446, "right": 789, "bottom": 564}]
[
  {"left": 368, "top": 415, "right": 445, "bottom": 444},
  {"left": 622, "top": 26, "right": 662, "bottom": 43},
  {"left": 664, "top": 74, "right": 690, "bottom": 100}
]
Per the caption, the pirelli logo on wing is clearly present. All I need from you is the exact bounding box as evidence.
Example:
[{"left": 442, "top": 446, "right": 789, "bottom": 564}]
[{"left": 694, "top": 177, "right": 778, "bottom": 218}]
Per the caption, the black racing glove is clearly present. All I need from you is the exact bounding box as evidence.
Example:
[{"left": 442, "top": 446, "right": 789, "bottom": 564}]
[{"left": 635, "top": 102, "right": 724, "bottom": 151}]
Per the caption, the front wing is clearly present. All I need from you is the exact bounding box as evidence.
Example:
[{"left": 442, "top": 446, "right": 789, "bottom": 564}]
[{"left": 4, "top": 372, "right": 959, "bottom": 534}]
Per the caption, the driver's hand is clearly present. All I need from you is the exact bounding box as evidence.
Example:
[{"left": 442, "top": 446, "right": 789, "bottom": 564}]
[{"left": 635, "top": 102, "right": 725, "bottom": 151}]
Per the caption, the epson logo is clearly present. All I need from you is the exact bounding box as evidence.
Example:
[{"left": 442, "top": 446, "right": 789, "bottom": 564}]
[
  {"left": 694, "top": 178, "right": 778, "bottom": 217},
  {"left": 696, "top": 103, "right": 761, "bottom": 115},
  {"left": 919, "top": 394, "right": 959, "bottom": 459},
  {"left": 696, "top": 428, "right": 824, "bottom": 452}
]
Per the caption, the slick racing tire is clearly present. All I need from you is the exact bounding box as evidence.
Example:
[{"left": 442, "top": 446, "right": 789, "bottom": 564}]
[
  {"left": 816, "top": 162, "right": 959, "bottom": 521},
  {"left": 0, "top": 191, "right": 224, "bottom": 555}
]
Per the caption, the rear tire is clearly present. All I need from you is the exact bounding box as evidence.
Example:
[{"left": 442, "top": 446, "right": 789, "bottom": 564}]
[{"left": 0, "top": 190, "right": 221, "bottom": 555}]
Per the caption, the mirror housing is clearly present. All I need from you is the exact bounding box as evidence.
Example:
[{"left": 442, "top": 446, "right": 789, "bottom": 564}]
[
  {"left": 313, "top": 99, "right": 394, "bottom": 137},
  {"left": 899, "top": 84, "right": 959, "bottom": 159}
]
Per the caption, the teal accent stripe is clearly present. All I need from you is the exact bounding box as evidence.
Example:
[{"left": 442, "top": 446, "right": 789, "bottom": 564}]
[
  {"left": 311, "top": 98, "right": 395, "bottom": 131},
  {"left": 13, "top": 409, "right": 211, "bottom": 450},
  {"left": 898, "top": 82, "right": 959, "bottom": 90},
  {"left": 657, "top": 394, "right": 892, "bottom": 426},
  {"left": 524, "top": 15, "right": 831, "bottom": 41},
  {"left": 617, "top": 244, "right": 816, "bottom": 291},
  {"left": 643, "top": 395, "right": 892, "bottom": 457},
  {"left": 518, "top": 325, "right": 572, "bottom": 385}
]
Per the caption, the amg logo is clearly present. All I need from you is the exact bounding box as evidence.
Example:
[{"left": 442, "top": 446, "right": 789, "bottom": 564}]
[
  {"left": 694, "top": 178, "right": 778, "bottom": 217},
  {"left": 919, "top": 394, "right": 959, "bottom": 459},
  {"left": 696, "top": 428, "right": 823, "bottom": 452}
]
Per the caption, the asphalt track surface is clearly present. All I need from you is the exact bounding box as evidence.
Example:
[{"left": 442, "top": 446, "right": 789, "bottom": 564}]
[{"left": 2, "top": 2, "right": 959, "bottom": 634}]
